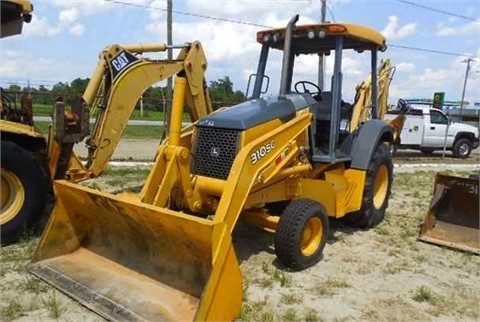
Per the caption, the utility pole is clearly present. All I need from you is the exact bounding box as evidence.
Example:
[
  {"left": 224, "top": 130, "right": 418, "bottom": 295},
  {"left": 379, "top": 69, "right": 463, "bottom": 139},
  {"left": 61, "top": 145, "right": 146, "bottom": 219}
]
[
  {"left": 318, "top": 0, "right": 327, "bottom": 90},
  {"left": 165, "top": 0, "right": 173, "bottom": 134},
  {"left": 459, "top": 57, "right": 473, "bottom": 117}
]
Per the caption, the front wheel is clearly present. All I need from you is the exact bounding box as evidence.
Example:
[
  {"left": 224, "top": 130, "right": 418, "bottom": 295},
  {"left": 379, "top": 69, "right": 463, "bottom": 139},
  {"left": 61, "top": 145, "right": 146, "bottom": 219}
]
[
  {"left": 1, "top": 140, "right": 48, "bottom": 245},
  {"left": 343, "top": 143, "right": 393, "bottom": 228},
  {"left": 274, "top": 198, "right": 329, "bottom": 270},
  {"left": 452, "top": 138, "right": 472, "bottom": 158}
]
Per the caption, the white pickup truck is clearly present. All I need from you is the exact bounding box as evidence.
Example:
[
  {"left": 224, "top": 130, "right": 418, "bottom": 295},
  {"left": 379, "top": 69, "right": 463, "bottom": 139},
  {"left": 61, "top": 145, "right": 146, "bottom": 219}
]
[{"left": 385, "top": 107, "right": 479, "bottom": 158}]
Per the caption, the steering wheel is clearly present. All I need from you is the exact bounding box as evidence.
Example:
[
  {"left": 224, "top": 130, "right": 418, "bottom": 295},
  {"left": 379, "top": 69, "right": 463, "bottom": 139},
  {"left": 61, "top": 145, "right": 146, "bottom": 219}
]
[{"left": 294, "top": 81, "right": 321, "bottom": 97}]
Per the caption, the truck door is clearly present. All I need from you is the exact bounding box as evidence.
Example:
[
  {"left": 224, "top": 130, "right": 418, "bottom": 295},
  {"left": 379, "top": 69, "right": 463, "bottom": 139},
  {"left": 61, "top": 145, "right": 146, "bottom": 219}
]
[
  {"left": 423, "top": 109, "right": 449, "bottom": 147},
  {"left": 400, "top": 111, "right": 423, "bottom": 145}
]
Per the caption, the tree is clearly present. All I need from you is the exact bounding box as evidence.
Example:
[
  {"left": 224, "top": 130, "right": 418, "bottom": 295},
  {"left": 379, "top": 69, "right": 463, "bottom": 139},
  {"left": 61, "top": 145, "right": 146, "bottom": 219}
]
[
  {"left": 51, "top": 82, "right": 69, "bottom": 95},
  {"left": 70, "top": 78, "right": 90, "bottom": 96},
  {"left": 8, "top": 84, "right": 21, "bottom": 92},
  {"left": 208, "top": 76, "right": 246, "bottom": 110}
]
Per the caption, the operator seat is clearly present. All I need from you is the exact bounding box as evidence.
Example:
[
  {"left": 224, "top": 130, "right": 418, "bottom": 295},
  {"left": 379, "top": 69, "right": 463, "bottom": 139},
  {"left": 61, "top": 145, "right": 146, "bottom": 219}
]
[
  {"left": 316, "top": 91, "right": 332, "bottom": 120},
  {"left": 314, "top": 91, "right": 333, "bottom": 150}
]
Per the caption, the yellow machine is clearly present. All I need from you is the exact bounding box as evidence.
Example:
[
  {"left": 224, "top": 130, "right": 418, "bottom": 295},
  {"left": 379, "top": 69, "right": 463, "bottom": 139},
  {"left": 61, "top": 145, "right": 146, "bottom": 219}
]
[
  {"left": 0, "top": 0, "right": 48, "bottom": 245},
  {"left": 349, "top": 57, "right": 407, "bottom": 144},
  {"left": 30, "top": 16, "right": 394, "bottom": 320},
  {"left": 0, "top": 0, "right": 32, "bottom": 38},
  {"left": 47, "top": 41, "right": 212, "bottom": 183},
  {"left": 0, "top": 4, "right": 212, "bottom": 246},
  {"left": 419, "top": 173, "right": 479, "bottom": 254}
]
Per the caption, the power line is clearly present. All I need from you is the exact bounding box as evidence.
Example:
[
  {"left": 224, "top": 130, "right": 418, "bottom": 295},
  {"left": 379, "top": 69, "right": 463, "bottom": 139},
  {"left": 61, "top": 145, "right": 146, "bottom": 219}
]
[
  {"left": 389, "top": 44, "right": 473, "bottom": 57},
  {"left": 103, "top": 0, "right": 269, "bottom": 28},
  {"left": 392, "top": 0, "right": 477, "bottom": 22},
  {"left": 103, "top": 0, "right": 475, "bottom": 59}
]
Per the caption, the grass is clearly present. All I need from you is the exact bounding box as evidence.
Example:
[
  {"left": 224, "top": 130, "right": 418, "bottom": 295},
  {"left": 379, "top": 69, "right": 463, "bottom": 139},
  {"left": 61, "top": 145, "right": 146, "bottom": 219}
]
[
  {"left": 33, "top": 104, "right": 190, "bottom": 121},
  {"left": 103, "top": 167, "right": 150, "bottom": 177},
  {"left": 280, "top": 293, "right": 301, "bottom": 305},
  {"left": 23, "top": 277, "right": 48, "bottom": 294},
  {"left": 314, "top": 277, "right": 351, "bottom": 296},
  {"left": 412, "top": 285, "right": 439, "bottom": 304},
  {"left": 1, "top": 300, "right": 25, "bottom": 320},
  {"left": 42, "top": 292, "right": 65, "bottom": 319},
  {"left": 258, "top": 261, "right": 292, "bottom": 288},
  {"left": 34, "top": 121, "right": 166, "bottom": 139}
]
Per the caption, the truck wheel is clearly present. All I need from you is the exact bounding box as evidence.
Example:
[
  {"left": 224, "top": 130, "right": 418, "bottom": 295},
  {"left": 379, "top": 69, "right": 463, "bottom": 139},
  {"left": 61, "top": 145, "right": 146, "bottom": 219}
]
[
  {"left": 1, "top": 140, "right": 48, "bottom": 245},
  {"left": 452, "top": 138, "right": 472, "bottom": 158},
  {"left": 343, "top": 143, "right": 393, "bottom": 228},
  {"left": 274, "top": 198, "right": 329, "bottom": 270}
]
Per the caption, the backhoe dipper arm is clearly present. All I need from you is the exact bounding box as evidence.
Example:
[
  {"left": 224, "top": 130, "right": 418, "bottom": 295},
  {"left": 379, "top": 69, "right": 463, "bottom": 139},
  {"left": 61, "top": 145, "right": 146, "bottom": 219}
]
[{"left": 59, "top": 41, "right": 212, "bottom": 181}]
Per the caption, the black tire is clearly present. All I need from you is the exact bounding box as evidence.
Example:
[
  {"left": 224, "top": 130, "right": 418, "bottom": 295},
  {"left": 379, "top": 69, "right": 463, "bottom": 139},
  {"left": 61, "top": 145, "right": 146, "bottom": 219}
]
[
  {"left": 420, "top": 148, "right": 435, "bottom": 155},
  {"left": 452, "top": 138, "right": 472, "bottom": 158},
  {"left": 1, "top": 140, "right": 48, "bottom": 245},
  {"left": 274, "top": 198, "right": 329, "bottom": 270},
  {"left": 343, "top": 143, "right": 393, "bottom": 228}
]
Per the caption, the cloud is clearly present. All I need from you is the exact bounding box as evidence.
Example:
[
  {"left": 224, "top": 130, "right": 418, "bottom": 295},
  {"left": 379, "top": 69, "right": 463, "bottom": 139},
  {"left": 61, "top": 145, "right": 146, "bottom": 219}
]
[
  {"left": 23, "top": 16, "right": 61, "bottom": 37},
  {"left": 381, "top": 16, "right": 417, "bottom": 40},
  {"left": 0, "top": 52, "right": 86, "bottom": 83},
  {"left": 69, "top": 24, "right": 85, "bottom": 36},
  {"left": 186, "top": 0, "right": 318, "bottom": 23},
  {"left": 436, "top": 26, "right": 456, "bottom": 36},
  {"left": 395, "top": 62, "right": 415, "bottom": 73},
  {"left": 59, "top": 8, "right": 79, "bottom": 24},
  {"left": 436, "top": 19, "right": 480, "bottom": 37}
]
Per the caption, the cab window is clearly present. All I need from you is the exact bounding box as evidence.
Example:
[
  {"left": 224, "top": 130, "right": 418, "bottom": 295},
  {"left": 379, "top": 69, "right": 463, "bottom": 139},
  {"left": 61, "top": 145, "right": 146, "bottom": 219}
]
[{"left": 430, "top": 110, "right": 448, "bottom": 125}]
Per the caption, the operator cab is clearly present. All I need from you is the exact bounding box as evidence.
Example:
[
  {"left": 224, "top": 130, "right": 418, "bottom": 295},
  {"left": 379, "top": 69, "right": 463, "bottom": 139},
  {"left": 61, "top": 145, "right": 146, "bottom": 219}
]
[{"left": 252, "top": 15, "right": 387, "bottom": 163}]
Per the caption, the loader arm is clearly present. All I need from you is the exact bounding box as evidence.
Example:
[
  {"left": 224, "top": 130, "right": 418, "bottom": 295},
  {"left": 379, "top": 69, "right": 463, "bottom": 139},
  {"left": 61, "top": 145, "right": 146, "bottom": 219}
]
[
  {"left": 51, "top": 41, "right": 212, "bottom": 181},
  {"left": 349, "top": 58, "right": 394, "bottom": 129}
]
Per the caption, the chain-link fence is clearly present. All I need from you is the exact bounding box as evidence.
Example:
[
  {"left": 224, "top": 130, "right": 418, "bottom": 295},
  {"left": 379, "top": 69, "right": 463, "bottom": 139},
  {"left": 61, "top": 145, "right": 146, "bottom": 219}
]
[{"left": 73, "top": 137, "right": 163, "bottom": 162}]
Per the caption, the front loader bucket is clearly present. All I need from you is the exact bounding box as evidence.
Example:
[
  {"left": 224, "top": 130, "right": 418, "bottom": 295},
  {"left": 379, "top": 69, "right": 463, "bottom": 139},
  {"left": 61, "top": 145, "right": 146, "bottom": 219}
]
[
  {"left": 419, "top": 174, "right": 479, "bottom": 254},
  {"left": 29, "top": 180, "right": 242, "bottom": 321}
]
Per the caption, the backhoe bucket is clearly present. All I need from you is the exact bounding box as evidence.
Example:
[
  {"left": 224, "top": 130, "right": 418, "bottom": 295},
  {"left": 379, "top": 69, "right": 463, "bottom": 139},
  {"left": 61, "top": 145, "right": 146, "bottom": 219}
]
[
  {"left": 29, "top": 180, "right": 242, "bottom": 321},
  {"left": 419, "top": 174, "right": 479, "bottom": 254}
]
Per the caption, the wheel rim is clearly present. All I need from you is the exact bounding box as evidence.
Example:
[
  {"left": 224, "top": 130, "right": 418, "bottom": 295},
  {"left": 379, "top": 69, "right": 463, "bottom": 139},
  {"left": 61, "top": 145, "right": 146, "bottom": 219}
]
[
  {"left": 459, "top": 143, "right": 469, "bottom": 156},
  {"left": 0, "top": 169, "right": 25, "bottom": 225},
  {"left": 373, "top": 165, "right": 388, "bottom": 210},
  {"left": 301, "top": 217, "right": 322, "bottom": 256}
]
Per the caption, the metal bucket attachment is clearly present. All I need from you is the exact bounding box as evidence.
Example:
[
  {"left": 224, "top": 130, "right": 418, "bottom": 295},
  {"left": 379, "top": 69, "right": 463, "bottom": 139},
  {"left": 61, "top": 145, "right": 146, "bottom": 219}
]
[
  {"left": 419, "top": 173, "right": 479, "bottom": 254},
  {"left": 29, "top": 180, "right": 242, "bottom": 321}
]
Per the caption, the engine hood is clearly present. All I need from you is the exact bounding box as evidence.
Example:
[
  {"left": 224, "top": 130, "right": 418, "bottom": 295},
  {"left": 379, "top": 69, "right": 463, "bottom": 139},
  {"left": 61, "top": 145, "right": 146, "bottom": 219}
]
[
  {"left": 449, "top": 122, "right": 479, "bottom": 137},
  {"left": 197, "top": 93, "right": 316, "bottom": 130}
]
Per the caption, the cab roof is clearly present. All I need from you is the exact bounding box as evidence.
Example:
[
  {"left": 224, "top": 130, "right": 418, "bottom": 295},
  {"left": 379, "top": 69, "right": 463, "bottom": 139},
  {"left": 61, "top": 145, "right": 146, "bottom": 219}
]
[{"left": 256, "top": 22, "right": 387, "bottom": 54}]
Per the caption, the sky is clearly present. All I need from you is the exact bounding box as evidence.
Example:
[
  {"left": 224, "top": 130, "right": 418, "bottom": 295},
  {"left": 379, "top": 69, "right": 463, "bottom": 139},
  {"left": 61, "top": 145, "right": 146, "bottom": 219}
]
[{"left": 1, "top": 0, "right": 479, "bottom": 106}]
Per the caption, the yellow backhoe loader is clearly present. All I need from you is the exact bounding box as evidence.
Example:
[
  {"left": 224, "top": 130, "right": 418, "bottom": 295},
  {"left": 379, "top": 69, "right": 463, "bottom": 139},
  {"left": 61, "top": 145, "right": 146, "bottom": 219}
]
[
  {"left": 1, "top": 0, "right": 212, "bottom": 245},
  {"left": 30, "top": 16, "right": 394, "bottom": 320}
]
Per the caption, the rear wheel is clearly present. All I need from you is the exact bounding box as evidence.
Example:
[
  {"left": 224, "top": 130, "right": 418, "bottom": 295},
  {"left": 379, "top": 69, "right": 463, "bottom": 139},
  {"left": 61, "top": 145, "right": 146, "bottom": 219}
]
[
  {"left": 274, "top": 198, "right": 329, "bottom": 270},
  {"left": 452, "top": 138, "right": 472, "bottom": 158},
  {"left": 1, "top": 140, "right": 48, "bottom": 245},
  {"left": 343, "top": 143, "right": 393, "bottom": 228}
]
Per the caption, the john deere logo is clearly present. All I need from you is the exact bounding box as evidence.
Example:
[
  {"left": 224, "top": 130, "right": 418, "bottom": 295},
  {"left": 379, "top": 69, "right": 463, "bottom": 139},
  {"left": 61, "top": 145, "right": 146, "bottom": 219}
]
[{"left": 211, "top": 147, "right": 220, "bottom": 157}]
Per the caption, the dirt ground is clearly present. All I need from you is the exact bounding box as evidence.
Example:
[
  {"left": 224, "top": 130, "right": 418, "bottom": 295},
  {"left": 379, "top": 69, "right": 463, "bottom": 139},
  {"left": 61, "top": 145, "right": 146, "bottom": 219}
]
[{"left": 0, "top": 159, "right": 479, "bottom": 321}]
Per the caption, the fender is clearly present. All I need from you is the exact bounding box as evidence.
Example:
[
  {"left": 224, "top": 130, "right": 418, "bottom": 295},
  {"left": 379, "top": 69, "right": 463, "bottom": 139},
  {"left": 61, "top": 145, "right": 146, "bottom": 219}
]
[{"left": 342, "top": 119, "right": 393, "bottom": 170}]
